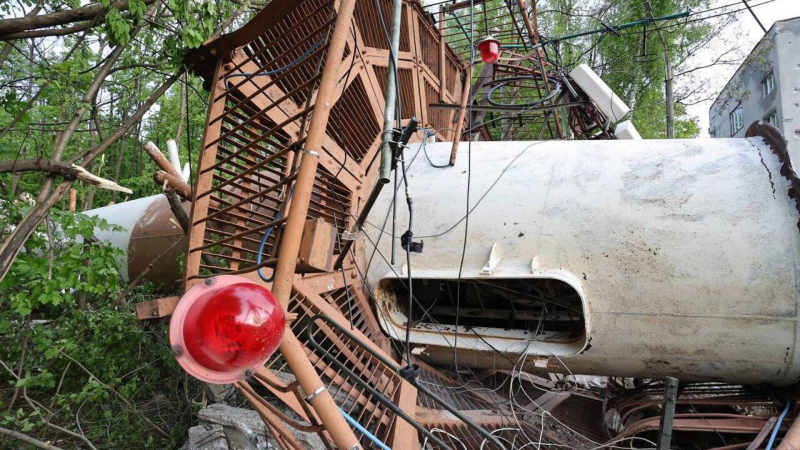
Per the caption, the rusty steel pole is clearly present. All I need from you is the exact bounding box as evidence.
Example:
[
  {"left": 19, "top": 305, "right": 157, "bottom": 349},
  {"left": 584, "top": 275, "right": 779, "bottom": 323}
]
[
  {"left": 777, "top": 415, "right": 800, "bottom": 450},
  {"left": 268, "top": 0, "right": 361, "bottom": 448}
]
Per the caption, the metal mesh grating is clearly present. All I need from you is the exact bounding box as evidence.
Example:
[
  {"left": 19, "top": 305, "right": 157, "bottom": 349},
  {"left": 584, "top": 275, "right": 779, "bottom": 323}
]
[
  {"left": 262, "top": 289, "right": 403, "bottom": 448},
  {"left": 354, "top": 0, "right": 410, "bottom": 52},
  {"left": 328, "top": 76, "right": 382, "bottom": 162}
]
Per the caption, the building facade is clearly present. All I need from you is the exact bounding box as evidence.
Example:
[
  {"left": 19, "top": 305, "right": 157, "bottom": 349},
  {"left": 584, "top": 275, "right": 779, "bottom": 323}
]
[{"left": 709, "top": 17, "right": 800, "bottom": 162}]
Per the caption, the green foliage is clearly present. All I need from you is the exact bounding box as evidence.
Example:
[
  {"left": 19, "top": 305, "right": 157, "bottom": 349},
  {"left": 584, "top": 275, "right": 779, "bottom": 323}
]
[
  {"left": 1, "top": 91, "right": 31, "bottom": 127},
  {"left": 0, "top": 202, "right": 200, "bottom": 448},
  {"left": 558, "top": 0, "right": 713, "bottom": 138},
  {"left": 104, "top": 8, "right": 133, "bottom": 45},
  {"left": 1, "top": 209, "right": 123, "bottom": 316}
]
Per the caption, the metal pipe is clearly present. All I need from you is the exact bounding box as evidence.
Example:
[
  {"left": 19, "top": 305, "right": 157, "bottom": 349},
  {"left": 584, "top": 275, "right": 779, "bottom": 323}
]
[
  {"left": 516, "top": 0, "right": 562, "bottom": 139},
  {"left": 742, "top": 0, "right": 767, "bottom": 34},
  {"left": 378, "top": 0, "right": 403, "bottom": 184},
  {"left": 776, "top": 412, "right": 800, "bottom": 450},
  {"left": 267, "top": 0, "right": 361, "bottom": 448},
  {"left": 657, "top": 377, "right": 679, "bottom": 450},
  {"left": 449, "top": 64, "right": 473, "bottom": 165}
]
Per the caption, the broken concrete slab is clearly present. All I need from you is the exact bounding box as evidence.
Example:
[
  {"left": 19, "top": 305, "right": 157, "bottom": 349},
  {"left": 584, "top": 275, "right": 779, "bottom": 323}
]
[{"left": 198, "top": 403, "right": 325, "bottom": 450}]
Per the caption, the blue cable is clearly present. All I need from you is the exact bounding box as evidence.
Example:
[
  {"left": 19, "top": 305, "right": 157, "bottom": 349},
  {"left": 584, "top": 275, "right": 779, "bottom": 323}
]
[
  {"left": 766, "top": 398, "right": 791, "bottom": 450},
  {"left": 256, "top": 187, "right": 294, "bottom": 282},
  {"left": 339, "top": 408, "right": 391, "bottom": 450}
]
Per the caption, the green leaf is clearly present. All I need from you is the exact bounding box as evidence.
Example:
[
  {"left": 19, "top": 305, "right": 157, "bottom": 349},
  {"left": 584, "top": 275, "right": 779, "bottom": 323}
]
[{"left": 128, "top": 0, "right": 147, "bottom": 24}]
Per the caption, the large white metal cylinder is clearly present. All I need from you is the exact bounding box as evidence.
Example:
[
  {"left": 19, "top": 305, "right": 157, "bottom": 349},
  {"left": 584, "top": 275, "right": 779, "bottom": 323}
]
[
  {"left": 86, "top": 194, "right": 187, "bottom": 288},
  {"left": 364, "top": 137, "right": 800, "bottom": 385}
]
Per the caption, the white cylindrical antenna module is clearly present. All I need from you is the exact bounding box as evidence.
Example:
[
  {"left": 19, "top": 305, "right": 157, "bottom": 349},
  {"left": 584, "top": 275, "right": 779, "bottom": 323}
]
[{"left": 569, "top": 64, "right": 630, "bottom": 122}]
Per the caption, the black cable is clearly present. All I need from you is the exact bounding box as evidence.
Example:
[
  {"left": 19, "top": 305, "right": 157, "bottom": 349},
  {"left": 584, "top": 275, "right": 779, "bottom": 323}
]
[
  {"left": 421, "top": 128, "right": 450, "bottom": 168},
  {"left": 454, "top": 0, "right": 476, "bottom": 376},
  {"left": 398, "top": 145, "right": 415, "bottom": 367},
  {"left": 364, "top": 142, "right": 540, "bottom": 240}
]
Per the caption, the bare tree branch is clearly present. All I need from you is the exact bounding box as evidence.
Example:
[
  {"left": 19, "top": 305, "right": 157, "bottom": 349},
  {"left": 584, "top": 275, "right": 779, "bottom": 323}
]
[
  {"left": 0, "top": 426, "right": 62, "bottom": 450},
  {"left": 0, "top": 0, "right": 157, "bottom": 37},
  {"left": 37, "top": 0, "right": 162, "bottom": 202},
  {"left": 0, "top": 22, "right": 93, "bottom": 41}
]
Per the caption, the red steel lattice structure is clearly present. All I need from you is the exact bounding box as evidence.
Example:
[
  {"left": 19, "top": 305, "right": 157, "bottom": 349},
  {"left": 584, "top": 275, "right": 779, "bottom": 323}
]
[
  {"left": 184, "top": 0, "right": 466, "bottom": 287},
  {"left": 180, "top": 0, "right": 530, "bottom": 448}
]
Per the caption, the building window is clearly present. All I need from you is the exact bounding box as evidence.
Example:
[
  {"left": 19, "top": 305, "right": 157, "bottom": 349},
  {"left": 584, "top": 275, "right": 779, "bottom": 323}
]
[
  {"left": 730, "top": 104, "right": 744, "bottom": 134},
  {"left": 762, "top": 71, "right": 775, "bottom": 97},
  {"left": 764, "top": 110, "right": 778, "bottom": 127}
]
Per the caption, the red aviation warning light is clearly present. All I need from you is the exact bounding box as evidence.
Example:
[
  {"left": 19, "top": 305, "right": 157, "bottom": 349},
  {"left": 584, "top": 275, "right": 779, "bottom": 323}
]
[
  {"left": 477, "top": 36, "right": 501, "bottom": 64},
  {"left": 170, "top": 275, "right": 285, "bottom": 384}
]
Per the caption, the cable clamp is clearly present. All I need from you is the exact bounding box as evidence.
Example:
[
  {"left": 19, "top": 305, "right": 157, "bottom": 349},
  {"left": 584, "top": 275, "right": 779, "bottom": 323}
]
[
  {"left": 341, "top": 230, "right": 360, "bottom": 241},
  {"left": 400, "top": 230, "right": 423, "bottom": 253},
  {"left": 399, "top": 364, "right": 420, "bottom": 381},
  {"left": 304, "top": 386, "right": 326, "bottom": 402},
  {"left": 301, "top": 149, "right": 320, "bottom": 157}
]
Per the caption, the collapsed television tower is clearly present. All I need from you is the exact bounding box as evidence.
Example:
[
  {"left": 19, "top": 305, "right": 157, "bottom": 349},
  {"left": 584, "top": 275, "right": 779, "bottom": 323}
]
[{"left": 115, "top": 0, "right": 800, "bottom": 448}]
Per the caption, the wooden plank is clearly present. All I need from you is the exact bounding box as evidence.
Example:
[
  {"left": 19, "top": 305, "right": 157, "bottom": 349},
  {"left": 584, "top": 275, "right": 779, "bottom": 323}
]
[
  {"left": 135, "top": 296, "right": 179, "bottom": 320},
  {"left": 746, "top": 416, "right": 778, "bottom": 450}
]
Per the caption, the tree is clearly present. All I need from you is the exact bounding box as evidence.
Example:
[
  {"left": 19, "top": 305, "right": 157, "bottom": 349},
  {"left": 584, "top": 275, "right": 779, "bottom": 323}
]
[
  {"left": 538, "top": 0, "right": 744, "bottom": 138},
  {"left": 0, "top": 0, "right": 251, "bottom": 281}
]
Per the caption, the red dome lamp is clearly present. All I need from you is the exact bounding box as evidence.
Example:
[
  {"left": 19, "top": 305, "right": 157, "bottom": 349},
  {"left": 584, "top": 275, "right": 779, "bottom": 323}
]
[
  {"left": 169, "top": 275, "right": 285, "bottom": 384},
  {"left": 477, "top": 36, "right": 501, "bottom": 64}
]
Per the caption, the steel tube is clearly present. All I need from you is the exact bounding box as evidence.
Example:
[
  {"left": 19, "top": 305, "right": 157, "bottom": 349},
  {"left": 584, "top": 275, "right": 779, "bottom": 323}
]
[
  {"left": 449, "top": 64, "right": 473, "bottom": 165},
  {"left": 267, "top": 0, "right": 361, "bottom": 448},
  {"left": 776, "top": 415, "right": 800, "bottom": 450},
  {"left": 378, "top": 0, "right": 403, "bottom": 184}
]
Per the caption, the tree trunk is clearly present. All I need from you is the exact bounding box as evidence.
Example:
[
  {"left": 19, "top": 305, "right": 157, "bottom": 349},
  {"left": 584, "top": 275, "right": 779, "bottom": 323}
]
[
  {"left": 174, "top": 72, "right": 187, "bottom": 141},
  {"left": 82, "top": 93, "right": 105, "bottom": 211},
  {"left": 111, "top": 108, "right": 130, "bottom": 202}
]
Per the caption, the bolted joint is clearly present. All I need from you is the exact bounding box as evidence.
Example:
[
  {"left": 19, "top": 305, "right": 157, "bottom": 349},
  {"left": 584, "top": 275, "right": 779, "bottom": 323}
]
[
  {"left": 399, "top": 364, "right": 421, "bottom": 381},
  {"left": 400, "top": 230, "right": 423, "bottom": 253}
]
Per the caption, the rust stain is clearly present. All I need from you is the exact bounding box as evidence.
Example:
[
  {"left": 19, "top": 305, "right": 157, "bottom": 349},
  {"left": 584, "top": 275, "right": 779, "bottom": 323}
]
[{"left": 747, "top": 122, "right": 800, "bottom": 231}]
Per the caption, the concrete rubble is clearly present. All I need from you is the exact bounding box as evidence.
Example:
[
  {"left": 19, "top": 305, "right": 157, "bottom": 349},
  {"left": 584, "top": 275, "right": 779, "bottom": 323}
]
[{"left": 181, "top": 403, "right": 325, "bottom": 450}]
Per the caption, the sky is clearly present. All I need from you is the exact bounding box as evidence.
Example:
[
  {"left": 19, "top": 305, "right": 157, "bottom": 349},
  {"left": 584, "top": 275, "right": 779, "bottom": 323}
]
[{"left": 686, "top": 0, "right": 800, "bottom": 137}]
